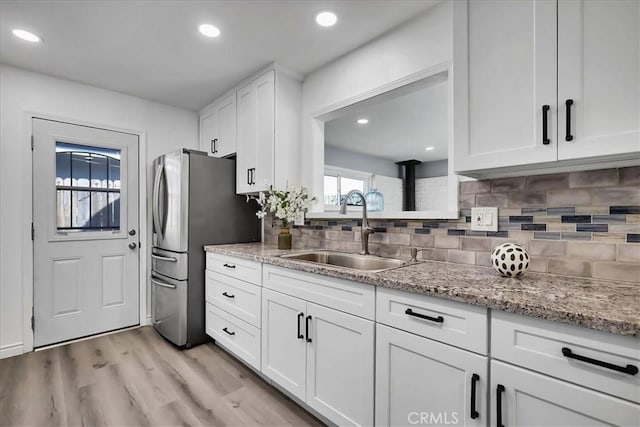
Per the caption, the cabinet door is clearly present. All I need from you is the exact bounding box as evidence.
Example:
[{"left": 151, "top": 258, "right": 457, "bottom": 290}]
[
  {"left": 253, "top": 70, "right": 275, "bottom": 190},
  {"left": 236, "top": 81, "right": 256, "bottom": 194},
  {"left": 376, "top": 324, "right": 487, "bottom": 427},
  {"left": 491, "top": 361, "right": 640, "bottom": 427},
  {"left": 306, "top": 302, "right": 374, "bottom": 427},
  {"left": 453, "top": 0, "right": 557, "bottom": 172},
  {"left": 261, "top": 288, "right": 307, "bottom": 401},
  {"left": 558, "top": 0, "right": 640, "bottom": 160},
  {"left": 199, "top": 109, "right": 218, "bottom": 156},
  {"left": 215, "top": 93, "right": 237, "bottom": 158}
]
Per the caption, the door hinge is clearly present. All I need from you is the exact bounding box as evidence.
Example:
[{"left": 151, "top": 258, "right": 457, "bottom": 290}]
[
  {"left": 31, "top": 135, "right": 34, "bottom": 150},
  {"left": 31, "top": 223, "right": 34, "bottom": 240}
]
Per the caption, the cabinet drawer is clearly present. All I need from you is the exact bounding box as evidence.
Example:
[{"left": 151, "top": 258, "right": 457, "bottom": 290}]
[
  {"left": 376, "top": 287, "right": 488, "bottom": 354},
  {"left": 492, "top": 310, "right": 640, "bottom": 403},
  {"left": 205, "top": 303, "right": 260, "bottom": 371},
  {"left": 262, "top": 265, "right": 375, "bottom": 320},
  {"left": 206, "top": 252, "right": 261, "bottom": 285},
  {"left": 205, "top": 270, "right": 261, "bottom": 328}
]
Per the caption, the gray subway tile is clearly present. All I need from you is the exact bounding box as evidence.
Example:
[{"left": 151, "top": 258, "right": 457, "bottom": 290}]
[
  {"left": 610, "top": 206, "right": 640, "bottom": 214},
  {"left": 508, "top": 191, "right": 547, "bottom": 208},
  {"left": 492, "top": 177, "right": 526, "bottom": 193},
  {"left": 547, "top": 189, "right": 591, "bottom": 207},
  {"left": 521, "top": 224, "right": 547, "bottom": 231},
  {"left": 527, "top": 173, "right": 569, "bottom": 192},
  {"left": 561, "top": 215, "right": 591, "bottom": 223},
  {"left": 447, "top": 229, "right": 466, "bottom": 236},
  {"left": 576, "top": 224, "right": 608, "bottom": 232},
  {"left": 533, "top": 232, "right": 562, "bottom": 240},
  {"left": 460, "top": 180, "right": 491, "bottom": 194},
  {"left": 620, "top": 166, "right": 640, "bottom": 186},
  {"left": 592, "top": 187, "right": 640, "bottom": 205},
  {"left": 560, "top": 232, "right": 592, "bottom": 241},
  {"left": 627, "top": 233, "right": 640, "bottom": 243},
  {"left": 569, "top": 169, "right": 618, "bottom": 188},
  {"left": 476, "top": 193, "right": 508, "bottom": 207},
  {"left": 414, "top": 228, "right": 432, "bottom": 234},
  {"left": 592, "top": 215, "right": 626, "bottom": 223},
  {"left": 465, "top": 231, "right": 488, "bottom": 237},
  {"left": 521, "top": 208, "right": 547, "bottom": 215},
  {"left": 509, "top": 215, "right": 534, "bottom": 223},
  {"left": 487, "top": 231, "right": 509, "bottom": 237},
  {"left": 547, "top": 207, "right": 576, "bottom": 216}
]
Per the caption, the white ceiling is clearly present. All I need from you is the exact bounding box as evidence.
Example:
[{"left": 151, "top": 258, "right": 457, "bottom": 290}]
[
  {"left": 0, "top": 0, "right": 440, "bottom": 111},
  {"left": 325, "top": 75, "right": 449, "bottom": 163}
]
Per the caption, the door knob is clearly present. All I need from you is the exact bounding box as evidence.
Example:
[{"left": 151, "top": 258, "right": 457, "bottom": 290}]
[
  {"left": 128, "top": 242, "right": 137, "bottom": 249},
  {"left": 129, "top": 229, "right": 136, "bottom": 236}
]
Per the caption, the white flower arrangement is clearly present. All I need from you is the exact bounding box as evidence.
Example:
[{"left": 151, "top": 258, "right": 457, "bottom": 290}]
[{"left": 248, "top": 185, "right": 316, "bottom": 228}]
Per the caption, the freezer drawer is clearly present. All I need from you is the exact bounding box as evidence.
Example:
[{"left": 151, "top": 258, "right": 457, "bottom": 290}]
[
  {"left": 151, "top": 273, "right": 187, "bottom": 346},
  {"left": 152, "top": 247, "right": 188, "bottom": 280}
]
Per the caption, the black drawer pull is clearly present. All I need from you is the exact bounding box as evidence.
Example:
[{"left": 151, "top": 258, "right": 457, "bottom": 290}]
[
  {"left": 496, "top": 384, "right": 505, "bottom": 427},
  {"left": 297, "top": 312, "right": 304, "bottom": 340},
  {"left": 222, "top": 327, "right": 235, "bottom": 336},
  {"left": 222, "top": 292, "right": 235, "bottom": 299},
  {"left": 562, "top": 347, "right": 638, "bottom": 376},
  {"left": 471, "top": 373, "right": 480, "bottom": 419},
  {"left": 405, "top": 308, "right": 444, "bottom": 323},
  {"left": 542, "top": 104, "right": 550, "bottom": 145},
  {"left": 222, "top": 263, "right": 236, "bottom": 269},
  {"left": 247, "top": 168, "right": 251, "bottom": 185},
  {"left": 305, "top": 315, "right": 312, "bottom": 343},
  {"left": 211, "top": 138, "right": 218, "bottom": 153},
  {"left": 565, "top": 99, "right": 574, "bottom": 141}
]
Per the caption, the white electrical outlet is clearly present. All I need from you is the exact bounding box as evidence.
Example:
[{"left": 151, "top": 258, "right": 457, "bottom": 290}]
[
  {"left": 470, "top": 207, "right": 498, "bottom": 232},
  {"left": 294, "top": 211, "right": 305, "bottom": 226}
]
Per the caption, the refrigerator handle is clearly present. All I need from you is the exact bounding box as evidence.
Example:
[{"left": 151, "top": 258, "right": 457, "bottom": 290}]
[{"left": 152, "top": 163, "right": 164, "bottom": 241}]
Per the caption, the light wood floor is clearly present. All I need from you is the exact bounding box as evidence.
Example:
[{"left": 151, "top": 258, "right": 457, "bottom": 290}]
[{"left": 0, "top": 326, "right": 325, "bottom": 427}]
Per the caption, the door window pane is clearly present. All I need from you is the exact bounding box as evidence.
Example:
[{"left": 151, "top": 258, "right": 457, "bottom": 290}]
[{"left": 56, "top": 142, "right": 121, "bottom": 231}]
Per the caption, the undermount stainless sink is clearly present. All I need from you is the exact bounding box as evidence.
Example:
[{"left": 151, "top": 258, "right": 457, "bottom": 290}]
[{"left": 280, "top": 251, "right": 410, "bottom": 272}]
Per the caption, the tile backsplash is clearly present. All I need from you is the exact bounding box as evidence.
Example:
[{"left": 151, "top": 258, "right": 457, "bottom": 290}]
[{"left": 264, "top": 166, "right": 640, "bottom": 283}]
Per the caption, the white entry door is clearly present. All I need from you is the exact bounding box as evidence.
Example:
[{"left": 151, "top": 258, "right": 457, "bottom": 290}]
[{"left": 33, "top": 118, "right": 140, "bottom": 347}]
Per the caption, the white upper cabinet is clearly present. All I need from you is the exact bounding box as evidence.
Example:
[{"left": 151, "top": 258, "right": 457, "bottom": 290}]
[
  {"left": 199, "top": 93, "right": 237, "bottom": 158},
  {"left": 454, "top": 0, "right": 640, "bottom": 176},
  {"left": 236, "top": 68, "right": 302, "bottom": 195},
  {"left": 454, "top": 0, "right": 557, "bottom": 172},
  {"left": 557, "top": 0, "right": 640, "bottom": 160}
]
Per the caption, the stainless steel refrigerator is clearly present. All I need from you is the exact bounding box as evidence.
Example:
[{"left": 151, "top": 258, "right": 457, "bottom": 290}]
[{"left": 151, "top": 149, "right": 260, "bottom": 347}]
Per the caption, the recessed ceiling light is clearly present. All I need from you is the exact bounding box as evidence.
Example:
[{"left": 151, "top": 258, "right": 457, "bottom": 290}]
[
  {"left": 316, "top": 11, "right": 338, "bottom": 27},
  {"left": 356, "top": 118, "right": 369, "bottom": 125},
  {"left": 425, "top": 146, "right": 435, "bottom": 151},
  {"left": 12, "top": 29, "right": 41, "bottom": 43},
  {"left": 199, "top": 24, "right": 220, "bottom": 38}
]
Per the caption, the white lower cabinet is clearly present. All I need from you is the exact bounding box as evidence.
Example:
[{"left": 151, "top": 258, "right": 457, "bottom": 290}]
[
  {"left": 491, "top": 360, "right": 640, "bottom": 427},
  {"left": 262, "top": 287, "right": 375, "bottom": 426},
  {"left": 375, "top": 324, "right": 487, "bottom": 427}
]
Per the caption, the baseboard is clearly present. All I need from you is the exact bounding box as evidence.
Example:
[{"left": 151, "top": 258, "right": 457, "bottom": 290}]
[
  {"left": 144, "top": 314, "right": 152, "bottom": 326},
  {"left": 0, "top": 342, "right": 24, "bottom": 359}
]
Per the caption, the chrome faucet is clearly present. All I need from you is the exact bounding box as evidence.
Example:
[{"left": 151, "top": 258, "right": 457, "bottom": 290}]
[{"left": 340, "top": 190, "right": 375, "bottom": 255}]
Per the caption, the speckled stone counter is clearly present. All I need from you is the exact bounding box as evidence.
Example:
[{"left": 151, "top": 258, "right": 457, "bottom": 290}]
[{"left": 204, "top": 243, "right": 640, "bottom": 336}]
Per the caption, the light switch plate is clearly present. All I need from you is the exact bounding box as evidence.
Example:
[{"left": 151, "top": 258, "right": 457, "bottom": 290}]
[
  {"left": 471, "top": 207, "right": 498, "bottom": 232},
  {"left": 294, "top": 211, "right": 305, "bottom": 226}
]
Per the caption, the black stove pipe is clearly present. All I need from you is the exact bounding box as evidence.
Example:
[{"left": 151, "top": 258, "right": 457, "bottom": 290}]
[{"left": 396, "top": 160, "right": 421, "bottom": 211}]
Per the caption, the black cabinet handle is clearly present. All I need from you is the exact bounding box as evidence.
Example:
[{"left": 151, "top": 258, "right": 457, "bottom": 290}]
[
  {"left": 471, "top": 373, "right": 480, "bottom": 419},
  {"left": 565, "top": 99, "right": 574, "bottom": 141},
  {"left": 297, "top": 312, "right": 304, "bottom": 340},
  {"left": 405, "top": 308, "right": 444, "bottom": 323},
  {"left": 305, "top": 315, "right": 312, "bottom": 343},
  {"left": 250, "top": 168, "right": 256, "bottom": 185},
  {"left": 247, "top": 168, "right": 251, "bottom": 185},
  {"left": 542, "top": 105, "right": 550, "bottom": 145},
  {"left": 222, "top": 263, "right": 236, "bottom": 269},
  {"left": 222, "top": 292, "right": 235, "bottom": 299},
  {"left": 496, "top": 384, "right": 505, "bottom": 427},
  {"left": 211, "top": 138, "right": 218, "bottom": 153},
  {"left": 222, "top": 327, "right": 235, "bottom": 336},
  {"left": 562, "top": 347, "right": 638, "bottom": 376}
]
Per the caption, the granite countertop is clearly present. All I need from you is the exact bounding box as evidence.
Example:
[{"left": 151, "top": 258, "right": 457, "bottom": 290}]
[{"left": 204, "top": 243, "right": 640, "bottom": 336}]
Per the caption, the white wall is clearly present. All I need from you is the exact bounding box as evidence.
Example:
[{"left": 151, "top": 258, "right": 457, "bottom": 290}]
[
  {"left": 0, "top": 64, "right": 198, "bottom": 358},
  {"left": 301, "top": 2, "right": 453, "bottom": 200}
]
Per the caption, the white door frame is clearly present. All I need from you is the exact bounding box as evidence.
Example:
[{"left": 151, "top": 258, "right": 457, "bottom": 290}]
[{"left": 22, "top": 111, "right": 148, "bottom": 353}]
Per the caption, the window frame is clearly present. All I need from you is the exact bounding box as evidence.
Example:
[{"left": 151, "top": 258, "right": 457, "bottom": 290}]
[{"left": 323, "top": 165, "right": 372, "bottom": 212}]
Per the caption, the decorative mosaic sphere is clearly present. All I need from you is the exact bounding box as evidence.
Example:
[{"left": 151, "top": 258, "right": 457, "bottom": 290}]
[{"left": 490, "top": 243, "right": 530, "bottom": 277}]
